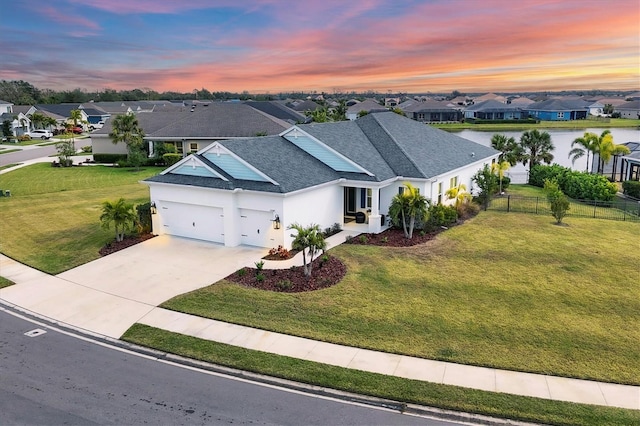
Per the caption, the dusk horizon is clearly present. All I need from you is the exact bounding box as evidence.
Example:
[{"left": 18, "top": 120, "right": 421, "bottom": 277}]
[{"left": 2, "top": 0, "right": 639, "bottom": 94}]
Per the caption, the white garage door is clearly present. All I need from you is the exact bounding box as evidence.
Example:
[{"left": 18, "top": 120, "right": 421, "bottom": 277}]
[
  {"left": 161, "top": 201, "right": 224, "bottom": 243},
  {"left": 239, "top": 209, "right": 274, "bottom": 247}
]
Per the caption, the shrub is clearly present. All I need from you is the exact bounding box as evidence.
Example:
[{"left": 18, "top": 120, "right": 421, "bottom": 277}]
[
  {"left": 256, "top": 273, "right": 265, "bottom": 282},
  {"left": 275, "top": 280, "right": 292, "bottom": 291},
  {"left": 93, "top": 153, "right": 128, "bottom": 164},
  {"left": 622, "top": 181, "right": 640, "bottom": 199},
  {"left": 424, "top": 204, "right": 458, "bottom": 230},
  {"left": 237, "top": 268, "right": 247, "bottom": 277},
  {"left": 530, "top": 164, "right": 617, "bottom": 202},
  {"left": 135, "top": 202, "right": 152, "bottom": 234},
  {"left": 18, "top": 134, "right": 31, "bottom": 141},
  {"left": 81, "top": 145, "right": 92, "bottom": 153},
  {"left": 163, "top": 153, "right": 182, "bottom": 166},
  {"left": 500, "top": 175, "right": 511, "bottom": 191},
  {"left": 267, "top": 245, "right": 290, "bottom": 259},
  {"left": 544, "top": 179, "right": 570, "bottom": 224},
  {"left": 359, "top": 235, "right": 368, "bottom": 244},
  {"left": 528, "top": 164, "right": 569, "bottom": 188},
  {"left": 254, "top": 260, "right": 265, "bottom": 271}
]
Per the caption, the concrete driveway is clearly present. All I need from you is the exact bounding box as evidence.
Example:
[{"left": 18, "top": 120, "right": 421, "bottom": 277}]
[{"left": 0, "top": 236, "right": 265, "bottom": 338}]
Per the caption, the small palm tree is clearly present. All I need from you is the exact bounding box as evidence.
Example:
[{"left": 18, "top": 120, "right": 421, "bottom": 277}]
[
  {"left": 109, "top": 113, "right": 145, "bottom": 159},
  {"left": 100, "top": 198, "right": 137, "bottom": 242},
  {"left": 388, "top": 182, "right": 429, "bottom": 239},
  {"left": 593, "top": 130, "right": 630, "bottom": 174},
  {"left": 569, "top": 132, "right": 599, "bottom": 172},
  {"left": 491, "top": 161, "right": 510, "bottom": 194},
  {"left": 445, "top": 183, "right": 472, "bottom": 207},
  {"left": 288, "top": 223, "right": 327, "bottom": 277}
]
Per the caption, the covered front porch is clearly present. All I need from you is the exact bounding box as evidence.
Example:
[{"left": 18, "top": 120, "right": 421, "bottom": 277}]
[{"left": 341, "top": 185, "right": 390, "bottom": 234}]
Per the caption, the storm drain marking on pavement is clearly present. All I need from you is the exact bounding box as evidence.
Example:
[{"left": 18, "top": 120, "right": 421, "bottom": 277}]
[{"left": 24, "top": 329, "right": 47, "bottom": 337}]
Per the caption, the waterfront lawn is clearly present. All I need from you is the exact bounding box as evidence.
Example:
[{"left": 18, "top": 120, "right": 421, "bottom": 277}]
[
  {"left": 433, "top": 118, "right": 640, "bottom": 131},
  {"left": 0, "top": 163, "right": 159, "bottom": 273},
  {"left": 162, "top": 211, "right": 640, "bottom": 385}
]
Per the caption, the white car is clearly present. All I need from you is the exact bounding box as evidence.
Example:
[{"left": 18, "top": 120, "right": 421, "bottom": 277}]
[
  {"left": 89, "top": 121, "right": 104, "bottom": 131},
  {"left": 27, "top": 129, "right": 53, "bottom": 139}
]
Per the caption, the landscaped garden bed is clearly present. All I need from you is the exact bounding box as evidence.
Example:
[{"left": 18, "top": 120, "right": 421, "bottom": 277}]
[{"left": 99, "top": 233, "right": 156, "bottom": 256}]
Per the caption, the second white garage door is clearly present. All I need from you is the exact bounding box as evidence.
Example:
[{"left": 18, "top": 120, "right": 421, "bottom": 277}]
[
  {"left": 161, "top": 201, "right": 224, "bottom": 243},
  {"left": 239, "top": 209, "right": 274, "bottom": 247}
]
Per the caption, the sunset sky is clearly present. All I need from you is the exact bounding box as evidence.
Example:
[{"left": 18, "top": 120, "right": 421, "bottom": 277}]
[{"left": 2, "top": 0, "right": 639, "bottom": 94}]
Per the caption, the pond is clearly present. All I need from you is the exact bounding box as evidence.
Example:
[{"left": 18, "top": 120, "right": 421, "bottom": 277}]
[{"left": 450, "top": 128, "right": 640, "bottom": 183}]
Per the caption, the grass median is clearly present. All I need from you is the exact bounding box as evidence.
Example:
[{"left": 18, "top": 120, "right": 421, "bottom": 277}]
[{"left": 122, "top": 324, "right": 640, "bottom": 426}]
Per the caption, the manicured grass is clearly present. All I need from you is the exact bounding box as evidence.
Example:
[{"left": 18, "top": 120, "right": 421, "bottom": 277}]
[
  {"left": 122, "top": 324, "right": 640, "bottom": 426},
  {"left": 163, "top": 210, "right": 640, "bottom": 385},
  {"left": 0, "top": 149, "right": 21, "bottom": 155},
  {"left": 0, "top": 276, "right": 15, "bottom": 289},
  {"left": 0, "top": 164, "right": 21, "bottom": 171},
  {"left": 0, "top": 163, "right": 160, "bottom": 273},
  {"left": 433, "top": 118, "right": 640, "bottom": 131}
]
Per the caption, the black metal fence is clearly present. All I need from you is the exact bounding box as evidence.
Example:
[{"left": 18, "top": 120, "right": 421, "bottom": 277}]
[{"left": 488, "top": 195, "right": 640, "bottom": 222}]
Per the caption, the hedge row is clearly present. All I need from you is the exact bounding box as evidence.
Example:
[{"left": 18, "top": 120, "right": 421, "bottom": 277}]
[
  {"left": 529, "top": 164, "right": 617, "bottom": 202},
  {"left": 93, "top": 153, "right": 128, "bottom": 163}
]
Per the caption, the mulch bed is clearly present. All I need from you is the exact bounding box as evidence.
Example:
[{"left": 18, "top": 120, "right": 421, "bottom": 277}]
[
  {"left": 99, "top": 233, "right": 156, "bottom": 256},
  {"left": 345, "top": 226, "right": 447, "bottom": 247},
  {"left": 226, "top": 255, "right": 347, "bottom": 293}
]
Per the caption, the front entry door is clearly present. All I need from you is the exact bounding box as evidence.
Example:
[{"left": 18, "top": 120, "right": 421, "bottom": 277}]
[{"left": 344, "top": 187, "right": 356, "bottom": 216}]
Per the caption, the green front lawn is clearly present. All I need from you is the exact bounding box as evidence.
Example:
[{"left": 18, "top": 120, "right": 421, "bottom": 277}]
[
  {"left": 0, "top": 163, "right": 159, "bottom": 273},
  {"left": 163, "top": 211, "right": 640, "bottom": 385},
  {"left": 123, "top": 325, "right": 640, "bottom": 426},
  {"left": 0, "top": 276, "right": 15, "bottom": 289}
]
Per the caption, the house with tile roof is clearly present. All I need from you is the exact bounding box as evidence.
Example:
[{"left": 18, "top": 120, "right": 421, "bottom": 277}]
[
  {"left": 400, "top": 99, "right": 462, "bottom": 123},
  {"left": 143, "top": 112, "right": 499, "bottom": 248},
  {"left": 464, "top": 100, "right": 525, "bottom": 120},
  {"left": 525, "top": 99, "right": 590, "bottom": 121}
]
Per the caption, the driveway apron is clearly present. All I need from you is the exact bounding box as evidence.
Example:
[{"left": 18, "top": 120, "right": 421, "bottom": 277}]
[{"left": 0, "top": 235, "right": 265, "bottom": 338}]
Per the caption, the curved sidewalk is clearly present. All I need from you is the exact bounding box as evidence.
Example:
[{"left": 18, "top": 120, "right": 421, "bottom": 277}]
[{"left": 0, "top": 243, "right": 638, "bottom": 410}]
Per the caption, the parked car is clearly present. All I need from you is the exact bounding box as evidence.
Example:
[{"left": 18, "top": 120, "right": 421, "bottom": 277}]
[
  {"left": 89, "top": 121, "right": 104, "bottom": 131},
  {"left": 67, "top": 126, "right": 83, "bottom": 134},
  {"left": 27, "top": 129, "right": 53, "bottom": 139}
]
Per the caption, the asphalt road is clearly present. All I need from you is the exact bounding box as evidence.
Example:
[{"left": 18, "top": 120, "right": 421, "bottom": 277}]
[
  {"left": 0, "top": 144, "right": 58, "bottom": 167},
  {"left": 0, "top": 308, "right": 463, "bottom": 425}
]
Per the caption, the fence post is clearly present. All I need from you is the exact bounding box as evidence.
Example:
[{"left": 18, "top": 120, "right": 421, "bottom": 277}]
[
  {"left": 593, "top": 201, "right": 597, "bottom": 218},
  {"left": 623, "top": 200, "right": 627, "bottom": 221},
  {"left": 507, "top": 195, "right": 511, "bottom": 212},
  {"left": 535, "top": 197, "right": 538, "bottom": 215}
]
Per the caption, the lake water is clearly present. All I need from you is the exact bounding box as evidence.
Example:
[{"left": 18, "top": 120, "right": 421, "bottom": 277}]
[{"left": 451, "top": 128, "right": 640, "bottom": 183}]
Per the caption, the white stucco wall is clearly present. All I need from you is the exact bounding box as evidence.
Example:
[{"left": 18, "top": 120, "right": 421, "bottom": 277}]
[{"left": 92, "top": 136, "right": 128, "bottom": 155}]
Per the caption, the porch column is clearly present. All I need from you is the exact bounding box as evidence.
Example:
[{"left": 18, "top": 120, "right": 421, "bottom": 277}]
[{"left": 368, "top": 187, "right": 382, "bottom": 233}]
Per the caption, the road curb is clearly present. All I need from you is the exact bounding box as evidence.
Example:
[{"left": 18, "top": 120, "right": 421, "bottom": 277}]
[{"left": 0, "top": 300, "right": 537, "bottom": 425}]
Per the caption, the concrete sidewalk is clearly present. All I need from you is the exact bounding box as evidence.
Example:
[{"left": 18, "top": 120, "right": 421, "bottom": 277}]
[{"left": 0, "top": 236, "right": 638, "bottom": 410}]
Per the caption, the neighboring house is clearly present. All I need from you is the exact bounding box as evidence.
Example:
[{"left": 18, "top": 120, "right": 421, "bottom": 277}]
[
  {"left": 585, "top": 100, "right": 605, "bottom": 117},
  {"left": 0, "top": 99, "right": 13, "bottom": 114},
  {"left": 346, "top": 99, "right": 388, "bottom": 120},
  {"left": 0, "top": 111, "right": 30, "bottom": 137},
  {"left": 463, "top": 100, "right": 524, "bottom": 120},
  {"left": 473, "top": 93, "right": 507, "bottom": 104},
  {"left": 402, "top": 99, "right": 462, "bottom": 123},
  {"left": 143, "top": 112, "right": 499, "bottom": 249},
  {"left": 525, "top": 99, "right": 590, "bottom": 121},
  {"left": 615, "top": 100, "right": 640, "bottom": 119},
  {"left": 92, "top": 103, "right": 291, "bottom": 156},
  {"left": 508, "top": 97, "right": 535, "bottom": 107},
  {"left": 78, "top": 106, "right": 111, "bottom": 125},
  {"left": 243, "top": 101, "right": 307, "bottom": 124},
  {"left": 288, "top": 99, "right": 323, "bottom": 113},
  {"left": 35, "top": 103, "right": 89, "bottom": 127},
  {"left": 594, "top": 142, "right": 640, "bottom": 182}
]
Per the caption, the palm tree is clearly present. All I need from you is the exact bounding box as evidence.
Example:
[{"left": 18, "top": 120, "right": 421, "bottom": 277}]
[
  {"left": 490, "top": 134, "right": 520, "bottom": 166},
  {"left": 445, "top": 183, "right": 472, "bottom": 208},
  {"left": 100, "top": 198, "right": 137, "bottom": 242},
  {"left": 593, "top": 130, "right": 631, "bottom": 174},
  {"left": 307, "top": 107, "right": 328, "bottom": 123},
  {"left": 491, "top": 161, "right": 511, "bottom": 194},
  {"left": 288, "top": 223, "right": 327, "bottom": 277},
  {"left": 519, "top": 129, "right": 554, "bottom": 170},
  {"left": 388, "top": 182, "right": 429, "bottom": 239},
  {"left": 109, "top": 113, "right": 144, "bottom": 158},
  {"left": 569, "top": 132, "right": 599, "bottom": 172},
  {"left": 69, "top": 109, "right": 83, "bottom": 128},
  {"left": 29, "top": 112, "right": 47, "bottom": 130}
]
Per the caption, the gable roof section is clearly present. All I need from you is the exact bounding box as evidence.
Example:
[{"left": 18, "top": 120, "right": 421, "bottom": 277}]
[
  {"left": 465, "top": 99, "right": 522, "bottom": 112},
  {"left": 281, "top": 127, "right": 373, "bottom": 175},
  {"left": 163, "top": 154, "right": 229, "bottom": 180},
  {"left": 527, "top": 99, "right": 590, "bottom": 111},
  {"left": 347, "top": 99, "right": 388, "bottom": 115},
  {"left": 244, "top": 101, "right": 306, "bottom": 124},
  {"left": 359, "top": 112, "right": 499, "bottom": 179},
  {"left": 201, "top": 142, "right": 277, "bottom": 184}
]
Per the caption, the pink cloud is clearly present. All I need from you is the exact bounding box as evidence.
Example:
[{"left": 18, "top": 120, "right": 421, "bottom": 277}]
[{"left": 38, "top": 5, "right": 100, "bottom": 31}]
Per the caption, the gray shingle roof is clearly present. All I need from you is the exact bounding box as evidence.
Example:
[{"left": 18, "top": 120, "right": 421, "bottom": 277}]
[
  {"left": 464, "top": 99, "right": 522, "bottom": 112},
  {"left": 147, "top": 112, "right": 499, "bottom": 192},
  {"left": 527, "top": 99, "right": 590, "bottom": 111}
]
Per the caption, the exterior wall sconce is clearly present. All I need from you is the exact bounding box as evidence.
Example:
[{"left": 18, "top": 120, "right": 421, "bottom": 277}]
[
  {"left": 150, "top": 202, "right": 157, "bottom": 214},
  {"left": 272, "top": 214, "right": 281, "bottom": 229}
]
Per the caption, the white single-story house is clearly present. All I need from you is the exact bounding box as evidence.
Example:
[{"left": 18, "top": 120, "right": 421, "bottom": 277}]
[{"left": 143, "top": 112, "right": 499, "bottom": 249}]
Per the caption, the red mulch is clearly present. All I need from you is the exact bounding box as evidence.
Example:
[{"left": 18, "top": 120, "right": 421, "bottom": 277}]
[
  {"left": 99, "top": 234, "right": 156, "bottom": 256},
  {"left": 345, "top": 226, "right": 447, "bottom": 247},
  {"left": 226, "top": 255, "right": 347, "bottom": 293}
]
